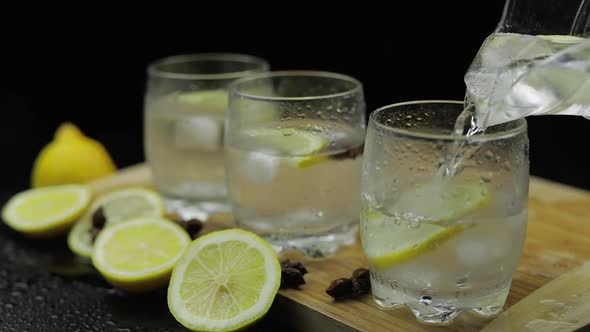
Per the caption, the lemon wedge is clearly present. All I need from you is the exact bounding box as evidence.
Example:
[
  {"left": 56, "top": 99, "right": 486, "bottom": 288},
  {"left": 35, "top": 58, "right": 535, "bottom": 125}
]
[
  {"left": 2, "top": 184, "right": 91, "bottom": 237},
  {"left": 168, "top": 229, "right": 281, "bottom": 332}
]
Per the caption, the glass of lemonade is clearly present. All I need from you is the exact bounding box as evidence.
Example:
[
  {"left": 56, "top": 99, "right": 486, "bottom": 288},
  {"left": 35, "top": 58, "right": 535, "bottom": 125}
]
[
  {"left": 360, "top": 100, "right": 529, "bottom": 324},
  {"left": 144, "top": 53, "right": 269, "bottom": 219},
  {"left": 225, "top": 71, "right": 366, "bottom": 257}
]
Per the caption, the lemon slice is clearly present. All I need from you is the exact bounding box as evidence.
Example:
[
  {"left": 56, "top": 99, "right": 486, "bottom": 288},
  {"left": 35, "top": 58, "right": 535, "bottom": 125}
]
[
  {"left": 243, "top": 128, "right": 328, "bottom": 168},
  {"left": 389, "top": 180, "right": 490, "bottom": 225},
  {"left": 168, "top": 229, "right": 281, "bottom": 332},
  {"left": 177, "top": 90, "right": 228, "bottom": 112},
  {"left": 2, "top": 185, "right": 91, "bottom": 237},
  {"left": 92, "top": 217, "right": 191, "bottom": 293},
  {"left": 364, "top": 181, "right": 491, "bottom": 270},
  {"left": 68, "top": 188, "right": 165, "bottom": 258},
  {"left": 537, "top": 34, "right": 586, "bottom": 44},
  {"left": 364, "top": 211, "right": 465, "bottom": 270}
]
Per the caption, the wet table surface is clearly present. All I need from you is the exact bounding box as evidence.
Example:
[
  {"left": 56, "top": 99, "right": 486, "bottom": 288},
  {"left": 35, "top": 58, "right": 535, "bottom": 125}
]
[{"left": 0, "top": 189, "right": 292, "bottom": 332}]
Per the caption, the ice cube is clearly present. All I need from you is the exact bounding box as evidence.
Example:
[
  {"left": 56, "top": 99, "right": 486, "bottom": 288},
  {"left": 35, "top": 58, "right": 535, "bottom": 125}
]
[
  {"left": 456, "top": 226, "right": 510, "bottom": 267},
  {"left": 174, "top": 117, "right": 223, "bottom": 152},
  {"left": 240, "top": 150, "right": 279, "bottom": 184}
]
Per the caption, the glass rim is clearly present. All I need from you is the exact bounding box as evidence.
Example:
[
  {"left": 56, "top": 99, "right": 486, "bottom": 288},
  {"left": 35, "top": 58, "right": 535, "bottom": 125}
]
[
  {"left": 370, "top": 100, "right": 527, "bottom": 141},
  {"left": 147, "top": 53, "right": 269, "bottom": 81},
  {"left": 229, "top": 70, "right": 363, "bottom": 102}
]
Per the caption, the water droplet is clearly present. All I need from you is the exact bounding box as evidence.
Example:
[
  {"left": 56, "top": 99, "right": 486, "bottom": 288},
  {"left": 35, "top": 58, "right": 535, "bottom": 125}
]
[
  {"left": 419, "top": 296, "right": 432, "bottom": 305},
  {"left": 14, "top": 282, "right": 27, "bottom": 289},
  {"left": 117, "top": 328, "right": 132, "bottom": 332},
  {"left": 405, "top": 122, "right": 412, "bottom": 127},
  {"left": 406, "top": 115, "right": 412, "bottom": 119}
]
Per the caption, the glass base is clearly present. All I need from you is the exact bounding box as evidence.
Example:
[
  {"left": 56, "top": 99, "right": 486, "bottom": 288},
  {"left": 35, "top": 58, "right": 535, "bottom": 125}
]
[
  {"left": 262, "top": 223, "right": 357, "bottom": 258},
  {"left": 164, "top": 196, "right": 230, "bottom": 221},
  {"left": 371, "top": 277, "right": 510, "bottom": 324}
]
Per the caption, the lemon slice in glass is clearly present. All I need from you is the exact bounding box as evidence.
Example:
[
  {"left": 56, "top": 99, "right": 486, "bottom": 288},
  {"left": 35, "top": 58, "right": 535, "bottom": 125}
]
[
  {"left": 389, "top": 179, "right": 491, "bottom": 225},
  {"left": 365, "top": 211, "right": 466, "bottom": 270},
  {"left": 365, "top": 181, "right": 491, "bottom": 270},
  {"left": 2, "top": 184, "right": 91, "bottom": 237},
  {"left": 177, "top": 90, "right": 228, "bottom": 112},
  {"left": 242, "top": 128, "right": 328, "bottom": 168},
  {"left": 168, "top": 229, "right": 281, "bottom": 332},
  {"left": 92, "top": 217, "right": 191, "bottom": 293},
  {"left": 68, "top": 188, "right": 165, "bottom": 258}
]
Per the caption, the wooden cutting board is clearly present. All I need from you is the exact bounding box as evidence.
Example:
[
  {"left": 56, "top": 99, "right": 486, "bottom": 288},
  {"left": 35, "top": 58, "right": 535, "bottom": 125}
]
[{"left": 88, "top": 164, "right": 590, "bottom": 332}]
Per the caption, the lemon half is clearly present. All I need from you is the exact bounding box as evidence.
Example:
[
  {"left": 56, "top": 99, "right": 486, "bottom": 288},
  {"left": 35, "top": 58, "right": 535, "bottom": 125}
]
[
  {"left": 2, "top": 184, "right": 91, "bottom": 237},
  {"left": 68, "top": 188, "right": 165, "bottom": 258},
  {"left": 168, "top": 229, "right": 281, "bottom": 332},
  {"left": 92, "top": 217, "right": 191, "bottom": 293}
]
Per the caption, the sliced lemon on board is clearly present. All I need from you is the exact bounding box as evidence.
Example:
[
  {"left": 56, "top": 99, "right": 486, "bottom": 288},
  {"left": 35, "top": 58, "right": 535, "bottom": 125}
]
[
  {"left": 92, "top": 217, "right": 191, "bottom": 293},
  {"left": 2, "top": 184, "right": 91, "bottom": 237},
  {"left": 242, "top": 127, "right": 328, "bottom": 168},
  {"left": 68, "top": 188, "right": 165, "bottom": 258},
  {"left": 168, "top": 229, "right": 281, "bottom": 332},
  {"left": 364, "top": 181, "right": 491, "bottom": 270}
]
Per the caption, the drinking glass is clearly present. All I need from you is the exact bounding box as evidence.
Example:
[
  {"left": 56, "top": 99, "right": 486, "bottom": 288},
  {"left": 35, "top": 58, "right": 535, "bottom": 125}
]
[
  {"left": 360, "top": 100, "right": 529, "bottom": 324},
  {"left": 144, "top": 53, "right": 269, "bottom": 219},
  {"left": 226, "top": 71, "right": 366, "bottom": 257}
]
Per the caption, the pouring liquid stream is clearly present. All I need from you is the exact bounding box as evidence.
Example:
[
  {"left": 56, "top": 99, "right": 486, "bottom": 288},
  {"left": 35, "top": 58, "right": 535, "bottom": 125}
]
[{"left": 439, "top": 33, "right": 590, "bottom": 178}]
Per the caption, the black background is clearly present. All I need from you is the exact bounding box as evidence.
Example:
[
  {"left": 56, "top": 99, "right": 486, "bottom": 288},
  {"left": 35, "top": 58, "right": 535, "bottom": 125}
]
[
  {"left": 0, "top": 4, "right": 589, "bottom": 332},
  {"left": 2, "top": 3, "right": 589, "bottom": 191}
]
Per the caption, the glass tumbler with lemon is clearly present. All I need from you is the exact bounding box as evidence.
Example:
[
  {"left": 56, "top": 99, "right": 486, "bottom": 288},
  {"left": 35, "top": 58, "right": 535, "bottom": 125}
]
[
  {"left": 225, "top": 71, "right": 366, "bottom": 257},
  {"left": 360, "top": 101, "right": 529, "bottom": 324},
  {"left": 144, "top": 53, "right": 269, "bottom": 219}
]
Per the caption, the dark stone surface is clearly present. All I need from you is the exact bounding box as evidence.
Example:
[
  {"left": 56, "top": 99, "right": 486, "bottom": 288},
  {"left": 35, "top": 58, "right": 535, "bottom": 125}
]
[{"left": 0, "top": 190, "right": 290, "bottom": 332}]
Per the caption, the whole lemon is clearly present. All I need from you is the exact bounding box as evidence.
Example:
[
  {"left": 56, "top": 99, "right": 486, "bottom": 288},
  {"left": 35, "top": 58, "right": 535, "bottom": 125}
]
[{"left": 32, "top": 123, "right": 117, "bottom": 187}]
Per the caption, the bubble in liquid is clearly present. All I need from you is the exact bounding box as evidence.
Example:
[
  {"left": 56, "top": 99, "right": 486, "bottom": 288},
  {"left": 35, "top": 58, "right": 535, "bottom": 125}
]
[
  {"left": 419, "top": 296, "right": 432, "bottom": 305},
  {"left": 485, "top": 150, "right": 495, "bottom": 159}
]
